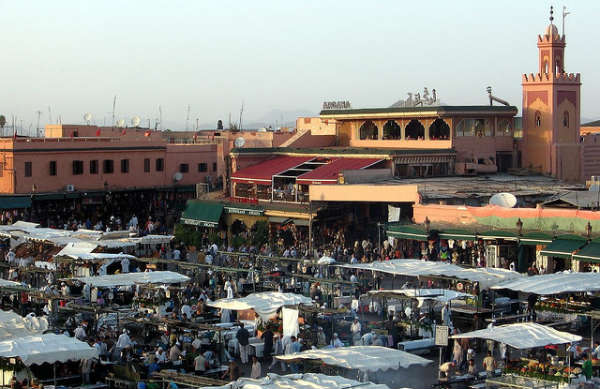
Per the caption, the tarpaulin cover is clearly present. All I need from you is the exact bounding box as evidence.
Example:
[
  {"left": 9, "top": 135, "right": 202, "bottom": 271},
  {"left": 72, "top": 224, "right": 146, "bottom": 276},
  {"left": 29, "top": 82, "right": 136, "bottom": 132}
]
[
  {"left": 368, "top": 289, "right": 471, "bottom": 304},
  {"left": 0, "top": 333, "right": 98, "bottom": 366},
  {"left": 0, "top": 310, "right": 48, "bottom": 338},
  {"left": 200, "top": 373, "right": 389, "bottom": 389},
  {"left": 340, "top": 259, "right": 523, "bottom": 289},
  {"left": 207, "top": 292, "right": 313, "bottom": 320},
  {"left": 276, "top": 346, "right": 432, "bottom": 372},
  {"left": 73, "top": 271, "right": 189, "bottom": 287},
  {"left": 491, "top": 271, "right": 600, "bottom": 295},
  {"left": 451, "top": 322, "right": 581, "bottom": 349}
]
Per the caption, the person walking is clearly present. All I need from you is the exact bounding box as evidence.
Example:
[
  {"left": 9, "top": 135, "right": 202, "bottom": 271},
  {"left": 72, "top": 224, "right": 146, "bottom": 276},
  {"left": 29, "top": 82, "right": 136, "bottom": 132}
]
[{"left": 236, "top": 323, "right": 250, "bottom": 364}]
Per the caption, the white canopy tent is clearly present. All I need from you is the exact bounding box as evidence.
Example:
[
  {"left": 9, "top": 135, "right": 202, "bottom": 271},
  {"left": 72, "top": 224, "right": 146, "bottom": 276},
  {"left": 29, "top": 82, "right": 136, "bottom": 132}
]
[
  {"left": 207, "top": 292, "right": 313, "bottom": 320},
  {"left": 200, "top": 373, "right": 390, "bottom": 389},
  {"left": 340, "top": 259, "right": 523, "bottom": 289},
  {"left": 276, "top": 346, "right": 432, "bottom": 372},
  {"left": 317, "top": 256, "right": 336, "bottom": 265},
  {"left": 368, "top": 289, "right": 471, "bottom": 304},
  {"left": 491, "top": 272, "right": 600, "bottom": 295},
  {"left": 450, "top": 322, "right": 581, "bottom": 349},
  {"left": 0, "top": 279, "right": 24, "bottom": 288},
  {"left": 0, "top": 311, "right": 48, "bottom": 338},
  {"left": 72, "top": 271, "right": 189, "bottom": 287},
  {"left": 0, "top": 334, "right": 98, "bottom": 366}
]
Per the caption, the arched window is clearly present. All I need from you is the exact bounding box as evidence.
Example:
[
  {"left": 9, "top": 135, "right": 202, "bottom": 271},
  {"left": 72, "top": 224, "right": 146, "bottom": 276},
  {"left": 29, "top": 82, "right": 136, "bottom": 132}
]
[
  {"left": 429, "top": 119, "right": 450, "bottom": 140},
  {"left": 544, "top": 61, "right": 549, "bottom": 74},
  {"left": 556, "top": 59, "right": 561, "bottom": 74},
  {"left": 359, "top": 120, "right": 378, "bottom": 140},
  {"left": 404, "top": 120, "right": 425, "bottom": 140},
  {"left": 382, "top": 120, "right": 401, "bottom": 140},
  {"left": 563, "top": 111, "right": 569, "bottom": 128},
  {"left": 535, "top": 112, "right": 542, "bottom": 127}
]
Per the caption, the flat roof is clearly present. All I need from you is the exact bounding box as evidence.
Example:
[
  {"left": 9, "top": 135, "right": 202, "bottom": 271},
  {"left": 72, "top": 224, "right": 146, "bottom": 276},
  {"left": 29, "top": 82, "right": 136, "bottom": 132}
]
[
  {"left": 232, "top": 146, "right": 455, "bottom": 156},
  {"left": 319, "top": 105, "right": 518, "bottom": 117},
  {"left": 378, "top": 174, "right": 582, "bottom": 200}
]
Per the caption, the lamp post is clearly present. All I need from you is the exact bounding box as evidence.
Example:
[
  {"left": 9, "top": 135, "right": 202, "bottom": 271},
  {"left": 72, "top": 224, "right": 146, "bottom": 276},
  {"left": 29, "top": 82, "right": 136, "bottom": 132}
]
[
  {"left": 425, "top": 217, "right": 431, "bottom": 233},
  {"left": 516, "top": 218, "right": 523, "bottom": 236},
  {"left": 377, "top": 222, "right": 382, "bottom": 259},
  {"left": 587, "top": 222, "right": 593, "bottom": 240}
]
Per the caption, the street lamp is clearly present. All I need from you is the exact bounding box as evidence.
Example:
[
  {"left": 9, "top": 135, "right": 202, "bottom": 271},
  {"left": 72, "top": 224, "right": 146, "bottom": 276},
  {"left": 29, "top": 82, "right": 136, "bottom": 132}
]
[
  {"left": 424, "top": 217, "right": 431, "bottom": 233},
  {"left": 586, "top": 222, "right": 593, "bottom": 239}
]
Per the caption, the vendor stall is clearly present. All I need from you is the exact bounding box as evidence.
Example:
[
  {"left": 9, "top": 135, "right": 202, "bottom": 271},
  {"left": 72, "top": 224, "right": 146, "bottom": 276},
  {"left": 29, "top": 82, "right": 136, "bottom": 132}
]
[
  {"left": 340, "top": 259, "right": 523, "bottom": 290},
  {"left": 276, "top": 346, "right": 431, "bottom": 387},
  {"left": 72, "top": 271, "right": 190, "bottom": 287},
  {"left": 199, "top": 372, "right": 390, "bottom": 389},
  {"left": 451, "top": 322, "right": 582, "bottom": 385}
]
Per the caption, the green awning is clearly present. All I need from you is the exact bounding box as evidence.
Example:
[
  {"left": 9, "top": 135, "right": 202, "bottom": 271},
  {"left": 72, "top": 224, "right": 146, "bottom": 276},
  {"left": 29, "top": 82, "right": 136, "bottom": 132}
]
[
  {"left": 519, "top": 232, "right": 554, "bottom": 246},
  {"left": 176, "top": 185, "right": 196, "bottom": 193},
  {"left": 181, "top": 201, "right": 223, "bottom": 228},
  {"left": 65, "top": 192, "right": 81, "bottom": 199},
  {"left": 0, "top": 196, "right": 31, "bottom": 209},
  {"left": 539, "top": 238, "right": 586, "bottom": 259},
  {"left": 224, "top": 204, "right": 264, "bottom": 216},
  {"left": 437, "top": 229, "right": 477, "bottom": 241},
  {"left": 33, "top": 193, "right": 65, "bottom": 201},
  {"left": 477, "top": 230, "right": 518, "bottom": 240},
  {"left": 387, "top": 225, "right": 429, "bottom": 241},
  {"left": 573, "top": 241, "right": 600, "bottom": 263}
]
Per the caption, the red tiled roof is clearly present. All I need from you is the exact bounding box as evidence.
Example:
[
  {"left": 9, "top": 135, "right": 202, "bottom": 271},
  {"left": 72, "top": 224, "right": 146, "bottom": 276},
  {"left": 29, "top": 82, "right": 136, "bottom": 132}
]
[
  {"left": 231, "top": 156, "right": 312, "bottom": 182},
  {"left": 296, "top": 158, "right": 382, "bottom": 185}
]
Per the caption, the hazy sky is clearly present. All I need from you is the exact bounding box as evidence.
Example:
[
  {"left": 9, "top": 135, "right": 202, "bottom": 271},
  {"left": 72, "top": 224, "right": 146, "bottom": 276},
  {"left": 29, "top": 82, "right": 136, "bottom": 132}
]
[{"left": 1, "top": 0, "right": 598, "bottom": 130}]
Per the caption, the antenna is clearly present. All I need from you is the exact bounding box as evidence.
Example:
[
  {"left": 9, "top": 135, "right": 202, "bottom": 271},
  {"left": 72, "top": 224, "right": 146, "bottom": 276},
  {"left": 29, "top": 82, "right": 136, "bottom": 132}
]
[
  {"left": 35, "top": 110, "right": 42, "bottom": 137},
  {"left": 562, "top": 6, "right": 571, "bottom": 37},
  {"left": 112, "top": 95, "right": 117, "bottom": 126},
  {"left": 238, "top": 101, "right": 244, "bottom": 131},
  {"left": 185, "top": 105, "right": 190, "bottom": 131},
  {"left": 48, "top": 106, "right": 52, "bottom": 125},
  {"left": 158, "top": 105, "right": 163, "bottom": 130}
]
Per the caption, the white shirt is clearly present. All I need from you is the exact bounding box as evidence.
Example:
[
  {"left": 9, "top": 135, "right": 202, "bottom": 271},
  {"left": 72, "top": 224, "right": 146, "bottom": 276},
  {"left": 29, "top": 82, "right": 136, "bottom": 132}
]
[
  {"left": 116, "top": 333, "right": 132, "bottom": 349},
  {"left": 226, "top": 286, "right": 234, "bottom": 299},
  {"left": 121, "top": 257, "right": 130, "bottom": 273},
  {"left": 173, "top": 249, "right": 181, "bottom": 260},
  {"left": 351, "top": 321, "right": 361, "bottom": 334},
  {"left": 74, "top": 326, "right": 87, "bottom": 340},
  {"left": 181, "top": 304, "right": 192, "bottom": 318},
  {"left": 331, "top": 337, "right": 344, "bottom": 348}
]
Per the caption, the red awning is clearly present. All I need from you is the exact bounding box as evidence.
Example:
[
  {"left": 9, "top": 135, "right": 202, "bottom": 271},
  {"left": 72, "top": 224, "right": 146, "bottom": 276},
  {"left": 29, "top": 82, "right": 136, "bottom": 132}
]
[
  {"left": 231, "top": 156, "right": 312, "bottom": 183},
  {"left": 296, "top": 158, "right": 382, "bottom": 185}
]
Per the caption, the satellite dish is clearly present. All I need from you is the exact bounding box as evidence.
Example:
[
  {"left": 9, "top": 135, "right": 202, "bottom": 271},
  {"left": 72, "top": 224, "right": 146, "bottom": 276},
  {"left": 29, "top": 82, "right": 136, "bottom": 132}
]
[
  {"left": 489, "top": 192, "right": 518, "bottom": 208},
  {"left": 83, "top": 113, "right": 92, "bottom": 123},
  {"left": 173, "top": 172, "right": 183, "bottom": 182},
  {"left": 131, "top": 116, "right": 141, "bottom": 127},
  {"left": 117, "top": 119, "right": 126, "bottom": 128},
  {"left": 234, "top": 137, "right": 246, "bottom": 148}
]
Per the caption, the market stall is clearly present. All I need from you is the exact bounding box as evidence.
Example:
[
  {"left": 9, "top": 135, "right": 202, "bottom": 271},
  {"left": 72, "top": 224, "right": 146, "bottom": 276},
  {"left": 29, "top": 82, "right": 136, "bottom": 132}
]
[
  {"left": 199, "top": 372, "right": 390, "bottom": 389},
  {"left": 72, "top": 271, "right": 190, "bottom": 288},
  {"left": 340, "top": 259, "right": 523, "bottom": 290},
  {"left": 276, "top": 346, "right": 431, "bottom": 387},
  {"left": 451, "top": 322, "right": 582, "bottom": 385}
]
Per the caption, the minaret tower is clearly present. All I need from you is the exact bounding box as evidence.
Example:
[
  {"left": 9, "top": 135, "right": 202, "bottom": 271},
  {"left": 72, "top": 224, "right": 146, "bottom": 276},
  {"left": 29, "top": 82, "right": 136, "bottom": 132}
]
[{"left": 522, "top": 6, "right": 581, "bottom": 181}]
